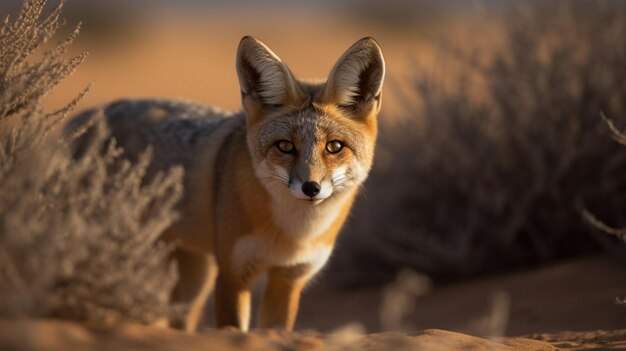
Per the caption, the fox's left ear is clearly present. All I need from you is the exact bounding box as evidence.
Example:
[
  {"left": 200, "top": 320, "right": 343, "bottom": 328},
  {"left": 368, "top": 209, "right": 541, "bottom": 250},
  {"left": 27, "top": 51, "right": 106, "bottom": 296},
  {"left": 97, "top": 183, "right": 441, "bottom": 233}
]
[{"left": 324, "top": 37, "right": 385, "bottom": 117}]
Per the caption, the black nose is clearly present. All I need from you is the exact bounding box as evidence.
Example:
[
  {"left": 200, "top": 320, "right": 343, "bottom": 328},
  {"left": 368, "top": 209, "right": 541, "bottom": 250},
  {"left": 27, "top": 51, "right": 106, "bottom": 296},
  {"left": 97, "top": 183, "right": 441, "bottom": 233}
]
[{"left": 301, "top": 181, "right": 321, "bottom": 198}]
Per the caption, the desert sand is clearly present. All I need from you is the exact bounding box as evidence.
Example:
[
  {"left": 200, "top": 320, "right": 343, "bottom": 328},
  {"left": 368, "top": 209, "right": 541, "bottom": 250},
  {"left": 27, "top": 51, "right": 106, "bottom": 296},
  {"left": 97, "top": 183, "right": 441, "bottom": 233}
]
[
  {"left": 1, "top": 316, "right": 623, "bottom": 350},
  {"left": 298, "top": 256, "right": 626, "bottom": 335},
  {"left": 0, "top": 319, "right": 564, "bottom": 351}
]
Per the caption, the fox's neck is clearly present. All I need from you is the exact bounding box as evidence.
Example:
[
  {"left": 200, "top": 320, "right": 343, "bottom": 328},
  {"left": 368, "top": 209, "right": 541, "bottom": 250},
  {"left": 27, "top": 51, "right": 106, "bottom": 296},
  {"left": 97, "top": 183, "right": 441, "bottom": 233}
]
[{"left": 267, "top": 190, "right": 355, "bottom": 243}]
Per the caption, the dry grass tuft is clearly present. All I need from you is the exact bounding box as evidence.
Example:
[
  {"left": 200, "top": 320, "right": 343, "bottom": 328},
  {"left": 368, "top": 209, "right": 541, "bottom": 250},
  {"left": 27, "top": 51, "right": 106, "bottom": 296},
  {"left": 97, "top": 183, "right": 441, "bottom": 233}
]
[
  {"left": 0, "top": 0, "right": 183, "bottom": 324},
  {"left": 332, "top": 2, "right": 626, "bottom": 286},
  {"left": 379, "top": 269, "right": 431, "bottom": 331}
]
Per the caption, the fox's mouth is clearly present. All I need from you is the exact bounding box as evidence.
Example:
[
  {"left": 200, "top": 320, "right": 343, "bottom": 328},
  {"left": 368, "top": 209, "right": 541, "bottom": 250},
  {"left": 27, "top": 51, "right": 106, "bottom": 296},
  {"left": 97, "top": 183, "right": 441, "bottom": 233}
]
[
  {"left": 300, "top": 198, "right": 325, "bottom": 205},
  {"left": 292, "top": 193, "right": 328, "bottom": 205}
]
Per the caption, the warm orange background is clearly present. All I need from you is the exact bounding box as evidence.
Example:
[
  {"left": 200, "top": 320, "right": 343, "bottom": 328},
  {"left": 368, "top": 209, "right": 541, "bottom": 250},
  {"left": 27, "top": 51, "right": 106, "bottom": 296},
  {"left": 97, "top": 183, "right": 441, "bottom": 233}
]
[{"left": 41, "top": 2, "right": 487, "bottom": 119}]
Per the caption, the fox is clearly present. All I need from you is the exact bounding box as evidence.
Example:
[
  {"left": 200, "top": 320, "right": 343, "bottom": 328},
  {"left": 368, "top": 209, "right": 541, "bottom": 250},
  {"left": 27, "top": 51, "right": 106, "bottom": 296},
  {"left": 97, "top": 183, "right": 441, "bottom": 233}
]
[{"left": 69, "top": 36, "right": 385, "bottom": 332}]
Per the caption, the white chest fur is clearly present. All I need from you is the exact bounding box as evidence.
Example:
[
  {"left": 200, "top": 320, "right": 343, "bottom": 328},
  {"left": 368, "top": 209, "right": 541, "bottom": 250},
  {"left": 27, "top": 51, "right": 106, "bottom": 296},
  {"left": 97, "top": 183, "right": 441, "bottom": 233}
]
[
  {"left": 233, "top": 235, "right": 332, "bottom": 276},
  {"left": 270, "top": 192, "right": 347, "bottom": 240}
]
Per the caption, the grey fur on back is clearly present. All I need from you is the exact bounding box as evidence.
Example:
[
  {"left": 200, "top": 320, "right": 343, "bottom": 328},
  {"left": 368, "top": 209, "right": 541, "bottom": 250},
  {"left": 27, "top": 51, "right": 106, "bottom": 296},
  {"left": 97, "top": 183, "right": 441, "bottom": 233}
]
[
  {"left": 67, "top": 98, "right": 243, "bottom": 175},
  {"left": 67, "top": 98, "right": 248, "bottom": 242}
]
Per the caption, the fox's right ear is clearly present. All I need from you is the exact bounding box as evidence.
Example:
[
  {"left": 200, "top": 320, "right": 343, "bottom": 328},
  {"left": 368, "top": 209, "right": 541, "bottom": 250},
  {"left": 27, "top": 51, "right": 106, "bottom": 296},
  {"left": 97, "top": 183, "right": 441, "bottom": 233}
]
[{"left": 236, "top": 36, "right": 302, "bottom": 120}]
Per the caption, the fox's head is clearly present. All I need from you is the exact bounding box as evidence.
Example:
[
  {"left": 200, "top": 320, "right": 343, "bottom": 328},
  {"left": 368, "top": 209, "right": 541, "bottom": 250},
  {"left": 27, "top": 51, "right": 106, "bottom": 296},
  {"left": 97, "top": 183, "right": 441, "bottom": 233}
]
[{"left": 236, "top": 36, "right": 384, "bottom": 206}]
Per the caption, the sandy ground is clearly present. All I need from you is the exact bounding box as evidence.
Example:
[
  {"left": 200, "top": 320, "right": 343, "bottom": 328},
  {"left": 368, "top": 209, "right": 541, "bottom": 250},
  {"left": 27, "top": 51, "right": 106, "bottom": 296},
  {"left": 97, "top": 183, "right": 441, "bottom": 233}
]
[
  {"left": 0, "top": 319, "right": 567, "bottom": 351},
  {"left": 0, "top": 318, "right": 623, "bottom": 351},
  {"left": 3, "top": 256, "right": 621, "bottom": 350},
  {"left": 297, "top": 256, "right": 626, "bottom": 335}
]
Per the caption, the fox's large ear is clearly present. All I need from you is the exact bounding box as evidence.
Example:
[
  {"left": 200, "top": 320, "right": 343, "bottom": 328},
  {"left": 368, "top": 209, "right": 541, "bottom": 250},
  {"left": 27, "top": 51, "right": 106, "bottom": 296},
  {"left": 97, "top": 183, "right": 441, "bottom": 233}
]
[
  {"left": 236, "top": 36, "right": 302, "bottom": 117},
  {"left": 324, "top": 37, "right": 385, "bottom": 117}
]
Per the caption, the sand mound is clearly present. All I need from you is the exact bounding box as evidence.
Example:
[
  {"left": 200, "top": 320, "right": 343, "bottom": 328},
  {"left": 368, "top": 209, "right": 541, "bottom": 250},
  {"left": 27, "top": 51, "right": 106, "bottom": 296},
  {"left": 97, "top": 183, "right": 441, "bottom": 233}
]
[{"left": 0, "top": 319, "right": 564, "bottom": 351}]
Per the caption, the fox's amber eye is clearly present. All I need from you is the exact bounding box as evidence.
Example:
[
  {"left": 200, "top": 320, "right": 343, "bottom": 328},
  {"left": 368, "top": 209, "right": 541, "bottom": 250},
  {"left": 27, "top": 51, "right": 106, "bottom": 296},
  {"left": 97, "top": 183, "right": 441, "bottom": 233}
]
[
  {"left": 326, "top": 140, "right": 343, "bottom": 154},
  {"left": 276, "top": 140, "right": 295, "bottom": 154}
]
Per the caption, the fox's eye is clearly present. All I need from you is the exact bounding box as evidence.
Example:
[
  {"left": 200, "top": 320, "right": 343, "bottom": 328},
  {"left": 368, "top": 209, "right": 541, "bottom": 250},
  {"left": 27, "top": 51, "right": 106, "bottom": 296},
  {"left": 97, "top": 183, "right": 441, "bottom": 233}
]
[
  {"left": 276, "top": 140, "right": 295, "bottom": 154},
  {"left": 326, "top": 140, "right": 344, "bottom": 154}
]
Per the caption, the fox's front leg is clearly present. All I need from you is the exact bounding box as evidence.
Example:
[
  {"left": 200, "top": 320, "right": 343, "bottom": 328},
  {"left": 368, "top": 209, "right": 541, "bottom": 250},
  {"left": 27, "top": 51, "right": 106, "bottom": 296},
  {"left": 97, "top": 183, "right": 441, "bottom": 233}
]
[
  {"left": 258, "top": 265, "right": 310, "bottom": 330},
  {"left": 215, "top": 271, "right": 254, "bottom": 331}
]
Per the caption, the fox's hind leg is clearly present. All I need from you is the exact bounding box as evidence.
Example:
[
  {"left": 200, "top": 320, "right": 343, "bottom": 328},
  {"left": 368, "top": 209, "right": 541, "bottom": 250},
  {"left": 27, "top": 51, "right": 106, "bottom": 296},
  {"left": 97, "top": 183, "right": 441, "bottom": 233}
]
[{"left": 169, "top": 248, "right": 218, "bottom": 332}]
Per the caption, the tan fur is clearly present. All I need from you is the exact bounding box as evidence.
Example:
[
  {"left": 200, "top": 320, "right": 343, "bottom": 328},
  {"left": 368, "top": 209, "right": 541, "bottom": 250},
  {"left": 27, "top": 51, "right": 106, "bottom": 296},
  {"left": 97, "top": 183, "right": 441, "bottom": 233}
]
[{"left": 68, "top": 36, "right": 384, "bottom": 332}]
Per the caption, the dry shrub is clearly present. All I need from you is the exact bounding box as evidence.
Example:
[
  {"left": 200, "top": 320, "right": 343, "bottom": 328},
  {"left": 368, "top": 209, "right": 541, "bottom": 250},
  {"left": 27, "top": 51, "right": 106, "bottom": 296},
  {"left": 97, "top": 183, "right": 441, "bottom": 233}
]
[
  {"left": 0, "top": 0, "right": 183, "bottom": 323},
  {"left": 582, "top": 114, "right": 626, "bottom": 307},
  {"left": 331, "top": 2, "right": 626, "bottom": 286}
]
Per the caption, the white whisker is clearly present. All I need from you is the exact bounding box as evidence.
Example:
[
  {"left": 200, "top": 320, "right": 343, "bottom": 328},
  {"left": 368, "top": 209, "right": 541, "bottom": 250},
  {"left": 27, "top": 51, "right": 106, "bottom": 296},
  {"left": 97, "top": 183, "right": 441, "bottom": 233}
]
[
  {"left": 272, "top": 173, "right": 289, "bottom": 183},
  {"left": 332, "top": 175, "right": 350, "bottom": 185}
]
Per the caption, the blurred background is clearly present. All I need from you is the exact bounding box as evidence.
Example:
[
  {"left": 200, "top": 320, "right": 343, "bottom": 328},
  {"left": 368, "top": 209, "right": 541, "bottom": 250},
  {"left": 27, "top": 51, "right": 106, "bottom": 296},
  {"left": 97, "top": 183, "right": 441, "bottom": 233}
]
[
  {"left": 3, "top": 0, "right": 625, "bottom": 337},
  {"left": 4, "top": 0, "right": 515, "bottom": 115}
]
